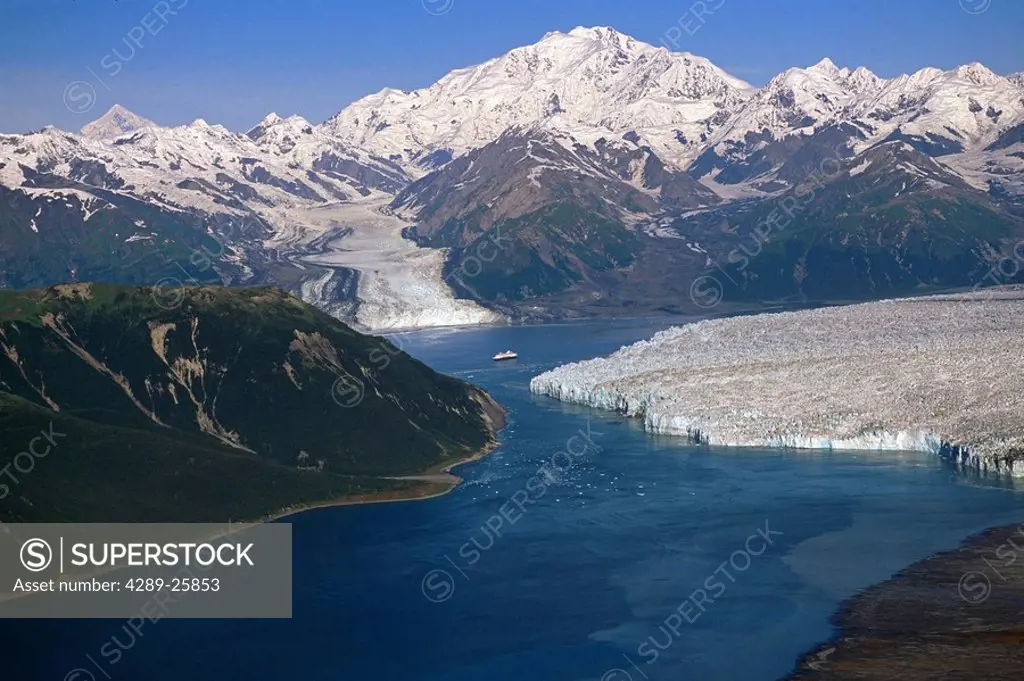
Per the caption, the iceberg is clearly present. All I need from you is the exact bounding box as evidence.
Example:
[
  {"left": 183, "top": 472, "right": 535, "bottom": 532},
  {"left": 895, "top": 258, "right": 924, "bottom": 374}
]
[{"left": 530, "top": 287, "right": 1024, "bottom": 477}]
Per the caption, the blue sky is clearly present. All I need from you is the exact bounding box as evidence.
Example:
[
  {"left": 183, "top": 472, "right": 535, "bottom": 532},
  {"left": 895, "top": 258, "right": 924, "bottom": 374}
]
[{"left": 1, "top": 0, "right": 1021, "bottom": 133}]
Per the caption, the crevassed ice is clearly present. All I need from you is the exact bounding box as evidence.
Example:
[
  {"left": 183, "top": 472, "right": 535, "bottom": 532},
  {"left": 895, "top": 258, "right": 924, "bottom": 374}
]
[
  {"left": 272, "top": 198, "right": 503, "bottom": 331},
  {"left": 530, "top": 288, "right": 1024, "bottom": 477}
]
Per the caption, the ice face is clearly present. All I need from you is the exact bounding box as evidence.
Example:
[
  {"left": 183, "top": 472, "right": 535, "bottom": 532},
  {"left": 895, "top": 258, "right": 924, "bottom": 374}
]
[{"left": 530, "top": 288, "right": 1024, "bottom": 477}]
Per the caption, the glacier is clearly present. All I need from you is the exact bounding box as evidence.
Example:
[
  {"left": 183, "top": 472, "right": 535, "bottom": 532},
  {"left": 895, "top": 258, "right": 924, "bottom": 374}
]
[
  {"left": 267, "top": 197, "right": 503, "bottom": 331},
  {"left": 530, "top": 288, "right": 1024, "bottom": 477}
]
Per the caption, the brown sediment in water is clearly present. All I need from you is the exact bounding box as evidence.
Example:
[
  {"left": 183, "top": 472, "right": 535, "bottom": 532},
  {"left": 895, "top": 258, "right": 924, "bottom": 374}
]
[{"left": 783, "top": 521, "right": 1024, "bottom": 680}]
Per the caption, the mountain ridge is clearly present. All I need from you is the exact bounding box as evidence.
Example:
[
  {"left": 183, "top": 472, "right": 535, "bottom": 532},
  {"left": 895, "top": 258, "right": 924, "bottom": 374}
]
[{"left": 2, "top": 26, "right": 1023, "bottom": 326}]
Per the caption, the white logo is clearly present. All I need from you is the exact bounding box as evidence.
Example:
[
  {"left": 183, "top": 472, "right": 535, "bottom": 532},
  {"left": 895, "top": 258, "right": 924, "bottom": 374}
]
[
  {"left": 422, "top": 0, "right": 454, "bottom": 16},
  {"left": 421, "top": 568, "right": 455, "bottom": 603},
  {"left": 959, "top": 0, "right": 992, "bottom": 15},
  {"left": 63, "top": 81, "right": 97, "bottom": 115},
  {"left": 20, "top": 538, "right": 53, "bottom": 572},
  {"left": 331, "top": 373, "right": 365, "bottom": 408}
]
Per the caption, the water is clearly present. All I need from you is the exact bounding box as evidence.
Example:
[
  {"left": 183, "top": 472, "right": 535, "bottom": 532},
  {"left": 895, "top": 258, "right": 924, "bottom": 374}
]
[{"left": 8, "top": 318, "right": 1024, "bottom": 681}]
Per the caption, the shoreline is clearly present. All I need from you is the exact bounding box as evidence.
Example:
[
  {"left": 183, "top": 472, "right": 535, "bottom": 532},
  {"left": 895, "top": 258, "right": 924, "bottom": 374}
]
[
  {"left": 1, "top": 381, "right": 506, "bottom": 607},
  {"left": 0, "top": 439, "right": 504, "bottom": 607},
  {"left": 782, "top": 520, "right": 1024, "bottom": 680},
  {"left": 255, "top": 437, "right": 504, "bottom": 524},
  {"left": 258, "top": 392, "right": 507, "bottom": 523}
]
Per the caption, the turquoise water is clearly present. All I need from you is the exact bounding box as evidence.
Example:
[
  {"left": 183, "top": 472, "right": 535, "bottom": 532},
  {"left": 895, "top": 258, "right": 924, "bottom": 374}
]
[{"left": 9, "top": 318, "right": 1024, "bottom": 681}]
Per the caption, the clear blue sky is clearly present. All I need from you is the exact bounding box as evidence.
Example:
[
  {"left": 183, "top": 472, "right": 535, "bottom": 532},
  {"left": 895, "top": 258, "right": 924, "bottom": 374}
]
[{"left": 1, "top": 0, "right": 1021, "bottom": 133}]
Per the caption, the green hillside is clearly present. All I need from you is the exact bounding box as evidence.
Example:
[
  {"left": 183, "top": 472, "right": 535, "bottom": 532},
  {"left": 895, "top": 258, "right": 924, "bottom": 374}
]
[{"left": 0, "top": 284, "right": 503, "bottom": 522}]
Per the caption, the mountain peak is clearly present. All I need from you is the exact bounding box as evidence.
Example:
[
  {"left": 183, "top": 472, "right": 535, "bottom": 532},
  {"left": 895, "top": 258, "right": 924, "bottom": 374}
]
[
  {"left": 324, "top": 25, "right": 753, "bottom": 170},
  {"left": 845, "top": 65, "right": 884, "bottom": 93},
  {"left": 560, "top": 25, "right": 637, "bottom": 50},
  {"left": 80, "top": 104, "right": 153, "bottom": 139},
  {"left": 185, "top": 118, "right": 232, "bottom": 136},
  {"left": 951, "top": 62, "right": 1000, "bottom": 86},
  {"left": 246, "top": 112, "right": 284, "bottom": 141},
  {"left": 246, "top": 112, "right": 315, "bottom": 146},
  {"left": 905, "top": 66, "right": 944, "bottom": 85},
  {"left": 567, "top": 25, "right": 622, "bottom": 40},
  {"left": 807, "top": 57, "right": 843, "bottom": 76}
]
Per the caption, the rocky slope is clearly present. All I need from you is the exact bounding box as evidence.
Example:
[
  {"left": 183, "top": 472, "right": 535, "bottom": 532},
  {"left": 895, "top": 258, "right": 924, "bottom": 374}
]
[
  {"left": 0, "top": 284, "right": 503, "bottom": 521},
  {"left": 394, "top": 127, "right": 711, "bottom": 307},
  {"left": 686, "top": 139, "right": 1024, "bottom": 302}
]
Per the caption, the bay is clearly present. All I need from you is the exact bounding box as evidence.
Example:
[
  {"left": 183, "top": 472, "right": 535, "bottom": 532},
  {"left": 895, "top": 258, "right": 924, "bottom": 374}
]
[{"left": 9, "top": 318, "right": 1024, "bottom": 681}]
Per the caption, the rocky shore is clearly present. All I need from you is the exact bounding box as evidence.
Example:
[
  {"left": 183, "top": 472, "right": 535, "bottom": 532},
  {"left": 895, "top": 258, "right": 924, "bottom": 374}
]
[{"left": 783, "top": 521, "right": 1024, "bottom": 680}]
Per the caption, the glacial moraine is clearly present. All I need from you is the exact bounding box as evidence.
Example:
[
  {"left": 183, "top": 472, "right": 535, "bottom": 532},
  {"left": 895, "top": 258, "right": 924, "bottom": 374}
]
[{"left": 783, "top": 520, "right": 1024, "bottom": 681}]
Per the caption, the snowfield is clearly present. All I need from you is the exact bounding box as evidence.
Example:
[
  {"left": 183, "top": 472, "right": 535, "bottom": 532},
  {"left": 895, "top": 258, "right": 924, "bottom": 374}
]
[
  {"left": 328, "top": 27, "right": 1024, "bottom": 181},
  {"left": 530, "top": 288, "right": 1024, "bottom": 476}
]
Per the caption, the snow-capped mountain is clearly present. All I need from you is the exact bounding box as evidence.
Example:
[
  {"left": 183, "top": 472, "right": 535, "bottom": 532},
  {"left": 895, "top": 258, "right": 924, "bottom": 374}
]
[
  {"left": 857, "top": 63, "right": 1023, "bottom": 149},
  {"left": 690, "top": 59, "right": 1024, "bottom": 188},
  {"left": 0, "top": 105, "right": 501, "bottom": 329},
  {"left": 3, "top": 107, "right": 405, "bottom": 209},
  {"left": 245, "top": 112, "right": 410, "bottom": 194},
  {"left": 323, "top": 26, "right": 755, "bottom": 175},
  {"left": 320, "top": 28, "right": 1024, "bottom": 193},
  {"left": 709, "top": 58, "right": 884, "bottom": 146},
  {"left": 80, "top": 103, "right": 155, "bottom": 139},
  {"left": 2, "top": 26, "right": 1023, "bottom": 328}
]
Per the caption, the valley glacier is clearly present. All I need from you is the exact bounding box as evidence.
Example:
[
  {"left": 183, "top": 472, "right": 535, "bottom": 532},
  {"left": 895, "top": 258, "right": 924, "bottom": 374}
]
[
  {"left": 530, "top": 288, "right": 1024, "bottom": 476},
  {"left": 267, "top": 198, "right": 503, "bottom": 331}
]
